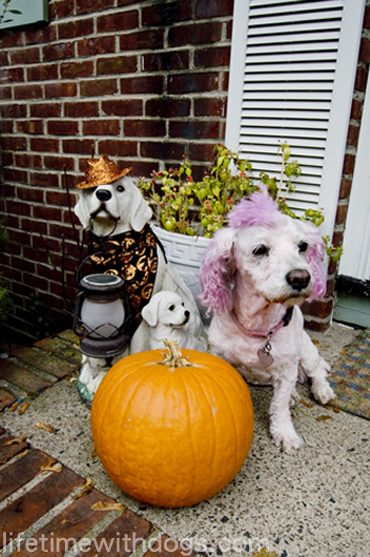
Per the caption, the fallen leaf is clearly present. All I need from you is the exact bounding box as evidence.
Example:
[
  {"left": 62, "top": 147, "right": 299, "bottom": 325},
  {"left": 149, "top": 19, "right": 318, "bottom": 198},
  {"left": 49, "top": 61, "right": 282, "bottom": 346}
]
[
  {"left": 10, "top": 399, "right": 23, "bottom": 412},
  {"left": 300, "top": 399, "right": 313, "bottom": 408},
  {"left": 91, "top": 501, "right": 124, "bottom": 511},
  {"left": 332, "top": 407, "right": 341, "bottom": 413},
  {"left": 61, "top": 518, "right": 71, "bottom": 525},
  {"left": 3, "top": 436, "right": 27, "bottom": 446},
  {"left": 340, "top": 347, "right": 348, "bottom": 355},
  {"left": 91, "top": 449, "right": 98, "bottom": 458},
  {"left": 17, "top": 449, "right": 29, "bottom": 458},
  {"left": 311, "top": 339, "right": 320, "bottom": 346},
  {"left": 41, "top": 463, "right": 62, "bottom": 473},
  {"left": 69, "top": 377, "right": 77, "bottom": 383},
  {"left": 316, "top": 415, "right": 333, "bottom": 422},
  {"left": 73, "top": 478, "right": 94, "bottom": 500},
  {"left": 36, "top": 422, "right": 55, "bottom": 433},
  {"left": 18, "top": 403, "right": 30, "bottom": 415}
]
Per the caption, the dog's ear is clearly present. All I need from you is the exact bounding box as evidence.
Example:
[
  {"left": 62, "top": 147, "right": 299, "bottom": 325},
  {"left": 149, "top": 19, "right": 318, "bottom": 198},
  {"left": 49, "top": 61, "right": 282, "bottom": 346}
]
[
  {"left": 301, "top": 221, "right": 327, "bottom": 301},
  {"left": 125, "top": 178, "right": 152, "bottom": 231},
  {"left": 141, "top": 298, "right": 159, "bottom": 327},
  {"left": 199, "top": 227, "right": 236, "bottom": 315},
  {"left": 74, "top": 192, "right": 91, "bottom": 229}
]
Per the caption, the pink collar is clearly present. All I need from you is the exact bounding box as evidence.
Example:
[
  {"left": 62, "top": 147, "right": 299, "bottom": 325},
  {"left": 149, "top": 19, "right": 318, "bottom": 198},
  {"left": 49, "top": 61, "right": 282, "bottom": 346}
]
[{"left": 231, "top": 306, "right": 293, "bottom": 338}]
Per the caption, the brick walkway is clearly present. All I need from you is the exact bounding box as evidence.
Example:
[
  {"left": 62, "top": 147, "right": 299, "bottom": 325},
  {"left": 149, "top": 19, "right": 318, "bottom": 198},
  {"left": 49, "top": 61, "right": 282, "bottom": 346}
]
[{"left": 0, "top": 331, "right": 193, "bottom": 557}]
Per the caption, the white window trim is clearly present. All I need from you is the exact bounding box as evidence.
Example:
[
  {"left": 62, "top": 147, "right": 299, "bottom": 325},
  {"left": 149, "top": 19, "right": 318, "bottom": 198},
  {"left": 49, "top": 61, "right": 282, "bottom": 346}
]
[{"left": 226, "top": 0, "right": 365, "bottom": 240}]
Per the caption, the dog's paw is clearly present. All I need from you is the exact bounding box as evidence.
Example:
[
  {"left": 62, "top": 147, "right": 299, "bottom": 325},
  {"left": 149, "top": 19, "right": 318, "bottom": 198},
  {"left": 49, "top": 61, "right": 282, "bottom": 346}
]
[
  {"left": 311, "top": 379, "right": 335, "bottom": 405},
  {"left": 271, "top": 427, "right": 303, "bottom": 455},
  {"left": 87, "top": 371, "right": 107, "bottom": 394}
]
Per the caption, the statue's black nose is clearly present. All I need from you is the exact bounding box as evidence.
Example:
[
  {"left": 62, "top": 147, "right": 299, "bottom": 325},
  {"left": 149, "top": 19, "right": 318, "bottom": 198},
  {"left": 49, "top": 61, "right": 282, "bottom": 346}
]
[
  {"left": 96, "top": 189, "right": 111, "bottom": 202},
  {"left": 286, "top": 269, "right": 310, "bottom": 291}
]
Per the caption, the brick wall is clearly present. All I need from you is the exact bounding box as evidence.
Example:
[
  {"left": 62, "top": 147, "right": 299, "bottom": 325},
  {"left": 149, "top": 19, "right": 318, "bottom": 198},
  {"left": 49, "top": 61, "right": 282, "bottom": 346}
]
[
  {"left": 0, "top": 0, "right": 368, "bottom": 340},
  {"left": 0, "top": 0, "right": 233, "bottom": 340}
]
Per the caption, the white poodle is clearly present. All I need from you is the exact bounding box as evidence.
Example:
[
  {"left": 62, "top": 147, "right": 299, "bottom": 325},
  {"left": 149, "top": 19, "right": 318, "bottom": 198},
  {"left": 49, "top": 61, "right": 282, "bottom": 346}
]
[
  {"left": 74, "top": 156, "right": 204, "bottom": 394},
  {"left": 200, "top": 187, "right": 335, "bottom": 454},
  {"left": 141, "top": 291, "right": 208, "bottom": 352}
]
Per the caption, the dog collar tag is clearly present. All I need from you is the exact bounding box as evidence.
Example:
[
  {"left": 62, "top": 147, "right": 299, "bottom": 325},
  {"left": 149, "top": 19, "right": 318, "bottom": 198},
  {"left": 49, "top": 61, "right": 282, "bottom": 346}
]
[{"left": 257, "top": 335, "right": 274, "bottom": 368}]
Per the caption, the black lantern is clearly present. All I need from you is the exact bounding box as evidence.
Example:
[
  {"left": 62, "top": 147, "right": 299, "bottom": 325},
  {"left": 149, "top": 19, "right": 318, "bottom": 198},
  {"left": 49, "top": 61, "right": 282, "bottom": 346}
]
[{"left": 73, "top": 274, "right": 128, "bottom": 359}]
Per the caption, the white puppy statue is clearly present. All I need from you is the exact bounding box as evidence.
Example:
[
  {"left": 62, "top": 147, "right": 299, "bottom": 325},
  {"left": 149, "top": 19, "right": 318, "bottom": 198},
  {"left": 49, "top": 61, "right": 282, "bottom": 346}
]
[
  {"left": 74, "top": 156, "right": 204, "bottom": 396},
  {"left": 141, "top": 291, "right": 208, "bottom": 352},
  {"left": 200, "top": 186, "right": 335, "bottom": 454}
]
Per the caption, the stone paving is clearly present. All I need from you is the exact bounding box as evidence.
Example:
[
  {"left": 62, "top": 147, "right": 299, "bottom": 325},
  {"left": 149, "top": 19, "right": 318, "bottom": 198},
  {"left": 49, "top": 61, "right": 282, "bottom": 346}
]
[{"left": 0, "top": 331, "right": 193, "bottom": 557}]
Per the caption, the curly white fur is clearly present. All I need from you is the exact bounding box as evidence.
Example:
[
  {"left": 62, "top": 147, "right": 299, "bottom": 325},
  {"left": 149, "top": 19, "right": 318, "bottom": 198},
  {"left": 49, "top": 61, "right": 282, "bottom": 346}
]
[{"left": 200, "top": 196, "right": 335, "bottom": 454}]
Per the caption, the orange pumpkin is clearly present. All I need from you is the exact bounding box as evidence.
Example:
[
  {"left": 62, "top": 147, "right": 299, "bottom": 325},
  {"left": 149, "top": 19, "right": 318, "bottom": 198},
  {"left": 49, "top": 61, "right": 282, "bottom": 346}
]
[{"left": 91, "top": 339, "right": 254, "bottom": 508}]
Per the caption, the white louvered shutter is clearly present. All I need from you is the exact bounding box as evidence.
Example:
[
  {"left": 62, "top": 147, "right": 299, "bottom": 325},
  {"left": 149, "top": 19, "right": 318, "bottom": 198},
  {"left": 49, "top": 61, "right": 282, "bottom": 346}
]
[{"left": 226, "top": 0, "right": 365, "bottom": 238}]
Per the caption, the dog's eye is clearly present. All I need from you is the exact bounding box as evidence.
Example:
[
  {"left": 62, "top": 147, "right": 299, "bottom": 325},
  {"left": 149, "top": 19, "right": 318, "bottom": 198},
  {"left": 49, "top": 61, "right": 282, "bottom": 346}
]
[
  {"left": 298, "top": 241, "right": 308, "bottom": 253},
  {"left": 117, "top": 185, "right": 125, "bottom": 193},
  {"left": 168, "top": 305, "right": 175, "bottom": 311},
  {"left": 252, "top": 245, "right": 269, "bottom": 257}
]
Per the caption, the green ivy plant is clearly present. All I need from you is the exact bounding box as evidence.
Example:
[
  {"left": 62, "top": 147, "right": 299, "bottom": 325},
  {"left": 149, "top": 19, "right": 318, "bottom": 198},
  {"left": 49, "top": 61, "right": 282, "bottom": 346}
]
[{"left": 139, "top": 143, "right": 341, "bottom": 261}]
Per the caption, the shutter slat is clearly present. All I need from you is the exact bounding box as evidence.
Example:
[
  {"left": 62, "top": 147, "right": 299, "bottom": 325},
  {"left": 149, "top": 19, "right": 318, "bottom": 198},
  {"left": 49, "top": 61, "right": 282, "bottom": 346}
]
[
  {"left": 241, "top": 109, "right": 330, "bottom": 121},
  {"left": 243, "top": 91, "right": 333, "bottom": 101},
  {"left": 250, "top": 0, "right": 344, "bottom": 16}
]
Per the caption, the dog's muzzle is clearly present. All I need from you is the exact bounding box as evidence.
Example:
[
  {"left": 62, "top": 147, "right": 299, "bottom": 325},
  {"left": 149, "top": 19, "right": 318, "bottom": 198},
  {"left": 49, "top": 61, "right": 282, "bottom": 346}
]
[{"left": 286, "top": 269, "right": 311, "bottom": 291}]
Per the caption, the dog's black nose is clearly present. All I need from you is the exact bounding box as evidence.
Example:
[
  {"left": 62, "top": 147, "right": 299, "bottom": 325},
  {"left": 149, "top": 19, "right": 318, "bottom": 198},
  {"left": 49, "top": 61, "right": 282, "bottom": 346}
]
[
  {"left": 96, "top": 189, "right": 112, "bottom": 202},
  {"left": 286, "top": 269, "right": 310, "bottom": 291},
  {"left": 184, "top": 310, "right": 190, "bottom": 318}
]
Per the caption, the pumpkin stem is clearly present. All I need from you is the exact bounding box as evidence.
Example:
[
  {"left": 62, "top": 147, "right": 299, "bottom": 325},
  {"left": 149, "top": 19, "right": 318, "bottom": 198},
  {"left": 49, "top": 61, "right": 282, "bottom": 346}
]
[{"left": 161, "top": 338, "right": 193, "bottom": 368}]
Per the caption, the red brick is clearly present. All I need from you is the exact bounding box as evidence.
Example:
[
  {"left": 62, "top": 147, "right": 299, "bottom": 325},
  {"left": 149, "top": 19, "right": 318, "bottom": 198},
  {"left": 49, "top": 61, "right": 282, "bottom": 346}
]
[
  {"left": 142, "top": 1, "right": 192, "bottom": 26},
  {"left": 0, "top": 390, "right": 16, "bottom": 412},
  {"left": 43, "top": 155, "right": 75, "bottom": 171},
  {"left": 1, "top": 136, "right": 27, "bottom": 151},
  {"left": 63, "top": 139, "right": 96, "bottom": 154},
  {"left": 58, "top": 18, "right": 94, "bottom": 39},
  {"left": 45, "top": 81, "right": 77, "bottom": 98},
  {"left": 43, "top": 42, "right": 74, "bottom": 62},
  {"left": 170, "top": 120, "right": 220, "bottom": 139},
  {"left": 143, "top": 50, "right": 189, "bottom": 72},
  {"left": 11, "top": 47, "right": 40, "bottom": 65},
  {"left": 124, "top": 119, "right": 166, "bottom": 137},
  {"left": 0, "top": 449, "right": 57, "bottom": 504},
  {"left": 0, "top": 32, "right": 22, "bottom": 48},
  {"left": 80, "top": 78, "right": 117, "bottom": 97},
  {"left": 96, "top": 9, "right": 138, "bottom": 33},
  {"left": 30, "top": 103, "right": 61, "bottom": 118},
  {"left": 355, "top": 65, "right": 368, "bottom": 92},
  {"left": 194, "top": 97, "right": 226, "bottom": 117},
  {"left": 76, "top": 510, "right": 153, "bottom": 557},
  {"left": 0, "top": 87, "right": 12, "bottom": 100},
  {"left": 27, "top": 64, "right": 59, "bottom": 81},
  {"left": 50, "top": 0, "right": 74, "bottom": 19},
  {"left": 0, "top": 435, "right": 29, "bottom": 466},
  {"left": 140, "top": 141, "right": 185, "bottom": 161},
  {"left": 6, "top": 200, "right": 32, "bottom": 217},
  {"left": 30, "top": 138, "right": 60, "bottom": 153},
  {"left": 335, "top": 202, "right": 349, "bottom": 225},
  {"left": 24, "top": 26, "right": 57, "bottom": 46},
  {"left": 346, "top": 124, "right": 359, "bottom": 147},
  {"left": 15, "top": 489, "right": 114, "bottom": 557},
  {"left": 0, "top": 50, "right": 8, "bottom": 65},
  {"left": 121, "top": 75, "right": 163, "bottom": 94},
  {"left": 12, "top": 347, "right": 76, "bottom": 379},
  {"left": 76, "top": 0, "right": 114, "bottom": 13},
  {"left": 83, "top": 119, "right": 120, "bottom": 135},
  {"left": 359, "top": 36, "right": 370, "bottom": 64},
  {"left": 168, "top": 72, "right": 220, "bottom": 93},
  {"left": 301, "top": 298, "right": 333, "bottom": 320},
  {"left": 0, "top": 67, "right": 24, "bottom": 83},
  {"left": 364, "top": 4, "right": 370, "bottom": 29},
  {"left": 14, "top": 84, "right": 43, "bottom": 100},
  {"left": 342, "top": 153, "right": 355, "bottom": 175},
  {"left": 146, "top": 97, "right": 190, "bottom": 118},
  {"left": 49, "top": 223, "right": 79, "bottom": 242},
  {"left": 339, "top": 178, "right": 352, "bottom": 199},
  {"left": 48, "top": 120, "right": 79, "bottom": 135},
  {"left": 350, "top": 98, "right": 363, "bottom": 120},
  {"left": 0, "top": 103, "right": 27, "bottom": 119},
  {"left": 64, "top": 101, "right": 99, "bottom": 118},
  {"left": 194, "top": 46, "right": 231, "bottom": 68},
  {"left": 30, "top": 171, "right": 60, "bottom": 189},
  {"left": 61, "top": 60, "right": 94, "bottom": 79},
  {"left": 20, "top": 217, "right": 48, "bottom": 234},
  {"left": 0, "top": 359, "right": 53, "bottom": 393},
  {"left": 195, "top": 0, "right": 233, "bottom": 18},
  {"left": 120, "top": 29, "right": 164, "bottom": 50},
  {"left": 189, "top": 142, "right": 217, "bottom": 161},
  {"left": 168, "top": 22, "right": 222, "bottom": 46},
  {"left": 102, "top": 99, "right": 143, "bottom": 116},
  {"left": 3, "top": 168, "right": 28, "bottom": 183},
  {"left": 17, "top": 120, "right": 44, "bottom": 134},
  {"left": 77, "top": 36, "right": 115, "bottom": 57},
  {"left": 97, "top": 55, "right": 137, "bottom": 75},
  {"left": 98, "top": 139, "right": 137, "bottom": 158},
  {"left": 15, "top": 153, "right": 42, "bottom": 169},
  {"left": 0, "top": 467, "right": 84, "bottom": 546}
]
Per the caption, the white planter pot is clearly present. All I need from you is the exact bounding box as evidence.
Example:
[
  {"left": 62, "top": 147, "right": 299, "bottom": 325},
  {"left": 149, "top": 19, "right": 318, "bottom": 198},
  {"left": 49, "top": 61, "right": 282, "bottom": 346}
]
[{"left": 151, "top": 224, "right": 211, "bottom": 324}]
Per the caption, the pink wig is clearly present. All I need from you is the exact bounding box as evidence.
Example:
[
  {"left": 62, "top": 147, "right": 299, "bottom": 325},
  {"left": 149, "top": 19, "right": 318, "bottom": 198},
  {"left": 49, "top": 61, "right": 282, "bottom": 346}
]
[{"left": 199, "top": 186, "right": 327, "bottom": 314}]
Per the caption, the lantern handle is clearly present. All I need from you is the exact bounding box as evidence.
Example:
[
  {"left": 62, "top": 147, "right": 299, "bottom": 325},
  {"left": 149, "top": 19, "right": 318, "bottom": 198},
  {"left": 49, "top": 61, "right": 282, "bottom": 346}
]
[{"left": 72, "top": 290, "right": 85, "bottom": 334}]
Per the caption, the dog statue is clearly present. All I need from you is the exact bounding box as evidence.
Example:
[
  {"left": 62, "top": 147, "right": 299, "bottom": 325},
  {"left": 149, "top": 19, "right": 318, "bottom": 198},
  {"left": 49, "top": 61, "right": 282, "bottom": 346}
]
[
  {"left": 141, "top": 291, "right": 208, "bottom": 352},
  {"left": 74, "top": 156, "right": 204, "bottom": 395},
  {"left": 200, "top": 186, "right": 335, "bottom": 454}
]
